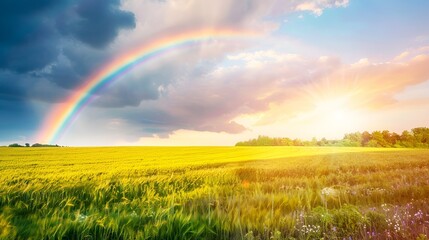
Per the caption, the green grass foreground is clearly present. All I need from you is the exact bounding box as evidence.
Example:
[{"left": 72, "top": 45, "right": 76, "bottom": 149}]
[{"left": 1, "top": 147, "right": 429, "bottom": 239}]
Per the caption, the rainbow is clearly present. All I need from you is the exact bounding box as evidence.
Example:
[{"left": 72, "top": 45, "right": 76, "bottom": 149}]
[{"left": 37, "top": 28, "right": 257, "bottom": 143}]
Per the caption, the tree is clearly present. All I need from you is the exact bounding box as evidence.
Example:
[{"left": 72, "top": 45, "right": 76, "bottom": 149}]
[
  {"left": 400, "top": 130, "right": 414, "bottom": 147},
  {"left": 343, "top": 132, "right": 362, "bottom": 147},
  {"left": 390, "top": 132, "right": 400, "bottom": 146},
  {"left": 281, "top": 138, "right": 293, "bottom": 146},
  {"left": 367, "top": 139, "right": 379, "bottom": 147},
  {"left": 234, "top": 128, "right": 429, "bottom": 148},
  {"left": 31, "top": 143, "right": 60, "bottom": 147},
  {"left": 25, "top": 143, "right": 30, "bottom": 147},
  {"left": 293, "top": 139, "right": 303, "bottom": 146},
  {"left": 8, "top": 143, "right": 23, "bottom": 147},
  {"left": 311, "top": 137, "right": 318, "bottom": 146},
  {"left": 412, "top": 127, "right": 429, "bottom": 145},
  {"left": 381, "top": 130, "right": 394, "bottom": 147},
  {"left": 361, "top": 131, "right": 371, "bottom": 146},
  {"left": 319, "top": 138, "right": 329, "bottom": 146},
  {"left": 371, "top": 131, "right": 389, "bottom": 147}
]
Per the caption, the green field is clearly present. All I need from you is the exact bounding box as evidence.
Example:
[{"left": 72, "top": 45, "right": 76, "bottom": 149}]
[{"left": 1, "top": 147, "right": 429, "bottom": 239}]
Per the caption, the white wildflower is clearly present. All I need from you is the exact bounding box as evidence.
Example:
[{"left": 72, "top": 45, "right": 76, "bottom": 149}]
[{"left": 321, "top": 187, "right": 337, "bottom": 197}]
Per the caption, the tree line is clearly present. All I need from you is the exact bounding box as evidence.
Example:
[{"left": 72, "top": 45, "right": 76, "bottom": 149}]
[
  {"left": 235, "top": 127, "right": 429, "bottom": 148},
  {"left": 8, "top": 143, "right": 60, "bottom": 147}
]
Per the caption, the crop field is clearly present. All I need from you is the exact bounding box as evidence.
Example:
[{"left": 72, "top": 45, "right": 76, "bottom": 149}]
[{"left": 1, "top": 147, "right": 429, "bottom": 239}]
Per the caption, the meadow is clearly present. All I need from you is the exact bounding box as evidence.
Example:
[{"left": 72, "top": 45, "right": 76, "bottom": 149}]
[{"left": 1, "top": 146, "right": 429, "bottom": 239}]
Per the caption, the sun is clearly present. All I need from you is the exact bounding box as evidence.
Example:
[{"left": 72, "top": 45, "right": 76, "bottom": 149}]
[{"left": 312, "top": 98, "right": 359, "bottom": 137}]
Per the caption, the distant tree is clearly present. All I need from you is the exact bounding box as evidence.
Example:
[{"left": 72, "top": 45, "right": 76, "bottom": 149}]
[
  {"left": 234, "top": 128, "right": 429, "bottom": 148},
  {"left": 343, "top": 132, "right": 362, "bottom": 147},
  {"left": 25, "top": 143, "right": 30, "bottom": 147},
  {"left": 371, "top": 131, "right": 389, "bottom": 147},
  {"left": 390, "top": 132, "right": 400, "bottom": 146},
  {"left": 367, "top": 139, "right": 379, "bottom": 148},
  {"left": 281, "top": 138, "right": 293, "bottom": 146},
  {"left": 400, "top": 130, "right": 414, "bottom": 147},
  {"left": 361, "top": 131, "right": 371, "bottom": 146},
  {"left": 31, "top": 143, "right": 60, "bottom": 147},
  {"left": 310, "top": 137, "right": 318, "bottom": 146},
  {"left": 8, "top": 143, "right": 23, "bottom": 147},
  {"left": 381, "top": 130, "right": 394, "bottom": 147},
  {"left": 293, "top": 138, "right": 303, "bottom": 146},
  {"left": 256, "top": 136, "right": 271, "bottom": 146},
  {"left": 272, "top": 137, "right": 282, "bottom": 146},
  {"left": 411, "top": 127, "right": 429, "bottom": 148},
  {"left": 341, "top": 139, "right": 361, "bottom": 147},
  {"left": 319, "top": 138, "right": 328, "bottom": 146}
]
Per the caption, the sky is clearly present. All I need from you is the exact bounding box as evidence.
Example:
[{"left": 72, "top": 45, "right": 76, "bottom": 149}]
[{"left": 1, "top": 0, "right": 429, "bottom": 146}]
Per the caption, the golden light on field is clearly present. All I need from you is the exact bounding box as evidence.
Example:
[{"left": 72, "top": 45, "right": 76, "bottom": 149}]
[{"left": 2, "top": 146, "right": 429, "bottom": 239}]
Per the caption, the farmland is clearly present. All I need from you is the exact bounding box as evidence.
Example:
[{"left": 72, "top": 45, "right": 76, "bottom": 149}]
[{"left": 1, "top": 147, "right": 429, "bottom": 239}]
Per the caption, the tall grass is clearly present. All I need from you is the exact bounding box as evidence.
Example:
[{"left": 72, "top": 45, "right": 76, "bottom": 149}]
[{"left": 0, "top": 147, "right": 428, "bottom": 239}]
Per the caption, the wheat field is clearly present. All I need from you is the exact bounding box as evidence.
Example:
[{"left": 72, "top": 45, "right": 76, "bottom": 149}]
[{"left": 1, "top": 146, "right": 429, "bottom": 239}]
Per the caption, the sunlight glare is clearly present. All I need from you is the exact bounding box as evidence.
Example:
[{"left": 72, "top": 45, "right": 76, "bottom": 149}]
[{"left": 313, "top": 98, "right": 358, "bottom": 137}]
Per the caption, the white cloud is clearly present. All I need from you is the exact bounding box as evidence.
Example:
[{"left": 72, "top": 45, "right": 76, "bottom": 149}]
[
  {"left": 393, "top": 51, "right": 410, "bottom": 61},
  {"left": 295, "top": 0, "right": 349, "bottom": 16}
]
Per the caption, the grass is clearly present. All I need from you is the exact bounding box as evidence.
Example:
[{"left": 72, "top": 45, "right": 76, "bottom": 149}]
[{"left": 1, "top": 146, "right": 429, "bottom": 239}]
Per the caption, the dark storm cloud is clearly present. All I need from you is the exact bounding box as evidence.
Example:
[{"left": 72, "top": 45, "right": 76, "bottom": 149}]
[
  {"left": 0, "top": 68, "right": 71, "bottom": 106},
  {"left": 0, "top": 0, "right": 135, "bottom": 73},
  {"left": 0, "top": 72, "right": 39, "bottom": 141},
  {"left": 0, "top": 99, "right": 39, "bottom": 142},
  {"left": 0, "top": 72, "right": 26, "bottom": 101},
  {"left": 0, "top": 0, "right": 135, "bottom": 141},
  {"left": 0, "top": 0, "right": 136, "bottom": 94},
  {"left": 46, "top": 44, "right": 113, "bottom": 89},
  {"left": 48, "top": 0, "right": 136, "bottom": 89},
  {"left": 0, "top": 0, "right": 62, "bottom": 73},
  {"left": 57, "top": 0, "right": 136, "bottom": 49}
]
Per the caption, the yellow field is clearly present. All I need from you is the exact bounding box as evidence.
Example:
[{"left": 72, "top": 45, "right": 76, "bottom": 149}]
[{"left": 1, "top": 147, "right": 429, "bottom": 239}]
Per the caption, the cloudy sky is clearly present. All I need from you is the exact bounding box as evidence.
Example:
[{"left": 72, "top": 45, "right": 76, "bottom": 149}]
[{"left": 1, "top": 0, "right": 429, "bottom": 146}]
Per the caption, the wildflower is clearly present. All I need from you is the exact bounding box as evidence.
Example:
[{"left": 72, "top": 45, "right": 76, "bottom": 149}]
[
  {"left": 414, "top": 209, "right": 423, "bottom": 220},
  {"left": 321, "top": 187, "right": 337, "bottom": 196}
]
